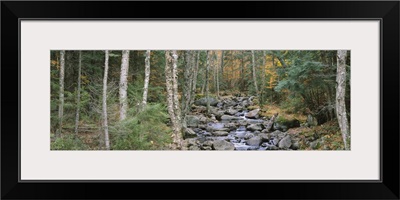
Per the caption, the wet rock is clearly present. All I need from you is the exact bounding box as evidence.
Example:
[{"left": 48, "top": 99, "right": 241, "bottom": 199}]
[
  {"left": 221, "top": 115, "right": 242, "bottom": 121},
  {"left": 266, "top": 145, "right": 279, "bottom": 150},
  {"left": 224, "top": 123, "right": 237, "bottom": 131},
  {"left": 198, "top": 124, "right": 207, "bottom": 130},
  {"left": 271, "top": 138, "right": 280, "bottom": 146},
  {"left": 213, "top": 131, "right": 229, "bottom": 136},
  {"left": 195, "top": 97, "right": 219, "bottom": 106},
  {"left": 203, "top": 140, "right": 214, "bottom": 147},
  {"left": 278, "top": 135, "right": 292, "bottom": 149},
  {"left": 213, "top": 140, "right": 235, "bottom": 150},
  {"left": 182, "top": 138, "right": 199, "bottom": 147},
  {"left": 259, "top": 133, "right": 270, "bottom": 142},
  {"left": 291, "top": 141, "right": 300, "bottom": 150},
  {"left": 201, "top": 146, "right": 213, "bottom": 150},
  {"left": 238, "top": 120, "right": 248, "bottom": 126},
  {"left": 225, "top": 108, "right": 239, "bottom": 115},
  {"left": 246, "top": 136, "right": 262, "bottom": 146},
  {"left": 245, "top": 109, "right": 260, "bottom": 119},
  {"left": 189, "top": 145, "right": 201, "bottom": 150},
  {"left": 270, "top": 130, "right": 283, "bottom": 138},
  {"left": 186, "top": 115, "right": 200, "bottom": 127},
  {"left": 244, "top": 132, "right": 255, "bottom": 139},
  {"left": 184, "top": 128, "right": 197, "bottom": 139},
  {"left": 247, "top": 124, "right": 263, "bottom": 131}
]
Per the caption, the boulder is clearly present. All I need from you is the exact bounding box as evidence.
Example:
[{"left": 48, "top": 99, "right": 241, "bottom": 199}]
[
  {"left": 278, "top": 135, "right": 292, "bottom": 149},
  {"left": 195, "top": 97, "right": 218, "bottom": 106},
  {"left": 186, "top": 115, "right": 200, "bottom": 127},
  {"left": 225, "top": 108, "right": 239, "bottom": 115},
  {"left": 221, "top": 115, "right": 242, "bottom": 121},
  {"left": 246, "top": 136, "right": 262, "bottom": 146},
  {"left": 184, "top": 128, "right": 197, "bottom": 139},
  {"left": 182, "top": 138, "right": 199, "bottom": 147},
  {"left": 247, "top": 124, "right": 263, "bottom": 131},
  {"left": 213, "top": 131, "right": 229, "bottom": 136},
  {"left": 259, "top": 133, "right": 270, "bottom": 142},
  {"left": 213, "top": 140, "right": 235, "bottom": 150},
  {"left": 273, "top": 116, "right": 300, "bottom": 131},
  {"left": 244, "top": 132, "right": 255, "bottom": 140},
  {"left": 245, "top": 109, "right": 260, "bottom": 119}
]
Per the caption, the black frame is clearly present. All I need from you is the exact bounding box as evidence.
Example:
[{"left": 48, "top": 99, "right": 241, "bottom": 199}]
[{"left": 2, "top": 1, "right": 399, "bottom": 199}]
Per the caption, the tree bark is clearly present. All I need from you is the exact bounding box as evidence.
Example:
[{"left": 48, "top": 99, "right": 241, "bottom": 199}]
[
  {"left": 58, "top": 50, "right": 65, "bottom": 136},
  {"left": 216, "top": 51, "right": 220, "bottom": 97},
  {"left": 119, "top": 50, "right": 129, "bottom": 121},
  {"left": 261, "top": 51, "right": 267, "bottom": 103},
  {"left": 206, "top": 50, "right": 210, "bottom": 114},
  {"left": 182, "top": 51, "right": 193, "bottom": 119},
  {"left": 142, "top": 50, "right": 151, "bottom": 110},
  {"left": 220, "top": 50, "right": 224, "bottom": 89},
  {"left": 251, "top": 50, "right": 259, "bottom": 97},
  {"left": 190, "top": 51, "right": 200, "bottom": 106},
  {"left": 165, "top": 50, "right": 183, "bottom": 149},
  {"left": 336, "top": 50, "right": 349, "bottom": 150},
  {"left": 103, "top": 50, "right": 110, "bottom": 150},
  {"left": 74, "top": 50, "right": 82, "bottom": 135}
]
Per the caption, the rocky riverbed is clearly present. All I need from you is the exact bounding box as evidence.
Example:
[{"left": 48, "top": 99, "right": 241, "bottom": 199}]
[{"left": 181, "top": 96, "right": 303, "bottom": 150}]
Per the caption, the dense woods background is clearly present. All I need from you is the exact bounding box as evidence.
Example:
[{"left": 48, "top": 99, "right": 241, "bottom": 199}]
[{"left": 50, "top": 50, "right": 350, "bottom": 150}]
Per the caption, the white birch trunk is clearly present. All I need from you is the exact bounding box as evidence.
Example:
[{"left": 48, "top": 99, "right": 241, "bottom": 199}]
[
  {"left": 103, "top": 50, "right": 110, "bottom": 150},
  {"left": 58, "top": 50, "right": 65, "bottom": 136},
  {"left": 165, "top": 50, "right": 183, "bottom": 149},
  {"left": 142, "top": 50, "right": 151, "bottom": 110},
  {"left": 119, "top": 50, "right": 129, "bottom": 121},
  {"left": 74, "top": 51, "right": 82, "bottom": 135},
  {"left": 336, "top": 50, "right": 349, "bottom": 150}
]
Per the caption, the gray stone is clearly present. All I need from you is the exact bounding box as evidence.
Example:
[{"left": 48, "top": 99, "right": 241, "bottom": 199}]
[
  {"left": 291, "top": 141, "right": 300, "bottom": 150},
  {"left": 245, "top": 109, "right": 260, "bottom": 119},
  {"left": 195, "top": 97, "right": 219, "bottom": 106},
  {"left": 182, "top": 138, "right": 198, "bottom": 147},
  {"left": 186, "top": 115, "right": 200, "bottom": 127},
  {"left": 310, "top": 140, "right": 321, "bottom": 150},
  {"left": 189, "top": 145, "right": 201, "bottom": 150},
  {"left": 259, "top": 133, "right": 270, "bottom": 142},
  {"left": 225, "top": 108, "right": 239, "bottom": 115},
  {"left": 244, "top": 132, "right": 255, "bottom": 139},
  {"left": 267, "top": 145, "right": 279, "bottom": 150},
  {"left": 246, "top": 136, "right": 262, "bottom": 146},
  {"left": 213, "top": 140, "right": 235, "bottom": 150},
  {"left": 307, "top": 114, "right": 318, "bottom": 127},
  {"left": 202, "top": 140, "right": 214, "bottom": 147},
  {"left": 184, "top": 128, "right": 197, "bottom": 138},
  {"left": 278, "top": 135, "right": 292, "bottom": 149},
  {"left": 247, "top": 124, "right": 263, "bottom": 131},
  {"left": 213, "top": 131, "right": 229, "bottom": 136},
  {"left": 221, "top": 115, "right": 242, "bottom": 121}
]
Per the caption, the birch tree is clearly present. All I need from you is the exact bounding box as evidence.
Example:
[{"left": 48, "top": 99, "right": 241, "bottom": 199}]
[
  {"left": 165, "top": 50, "right": 183, "bottom": 149},
  {"left": 336, "top": 50, "right": 349, "bottom": 150},
  {"left": 220, "top": 50, "right": 224, "bottom": 91},
  {"left": 74, "top": 51, "right": 82, "bottom": 135},
  {"left": 58, "top": 50, "right": 65, "bottom": 136},
  {"left": 189, "top": 51, "right": 200, "bottom": 106},
  {"left": 142, "top": 50, "right": 151, "bottom": 110},
  {"left": 119, "top": 50, "right": 129, "bottom": 121},
  {"left": 182, "top": 50, "right": 194, "bottom": 118},
  {"left": 103, "top": 50, "right": 110, "bottom": 150},
  {"left": 251, "top": 50, "right": 259, "bottom": 97}
]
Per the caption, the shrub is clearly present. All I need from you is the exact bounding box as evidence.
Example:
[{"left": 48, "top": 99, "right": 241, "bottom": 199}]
[
  {"left": 51, "top": 134, "right": 88, "bottom": 150},
  {"left": 110, "top": 103, "right": 172, "bottom": 150}
]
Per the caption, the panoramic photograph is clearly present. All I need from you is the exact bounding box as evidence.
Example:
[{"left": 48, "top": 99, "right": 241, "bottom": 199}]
[{"left": 50, "top": 50, "right": 350, "bottom": 151}]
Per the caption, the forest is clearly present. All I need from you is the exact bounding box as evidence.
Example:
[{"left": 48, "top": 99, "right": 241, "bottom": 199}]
[{"left": 50, "top": 50, "right": 350, "bottom": 151}]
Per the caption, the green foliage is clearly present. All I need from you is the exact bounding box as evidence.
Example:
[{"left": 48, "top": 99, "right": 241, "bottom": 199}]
[
  {"left": 110, "top": 104, "right": 172, "bottom": 150},
  {"left": 51, "top": 134, "right": 88, "bottom": 150}
]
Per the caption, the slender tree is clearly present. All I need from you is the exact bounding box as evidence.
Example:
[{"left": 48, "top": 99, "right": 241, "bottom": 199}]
[
  {"left": 165, "top": 50, "right": 183, "bottom": 149},
  {"left": 251, "top": 50, "right": 259, "bottom": 97},
  {"left": 119, "top": 50, "right": 129, "bottom": 120},
  {"left": 103, "top": 50, "right": 110, "bottom": 150},
  {"left": 216, "top": 51, "right": 220, "bottom": 97},
  {"left": 260, "top": 51, "right": 267, "bottom": 103},
  {"left": 336, "top": 50, "right": 349, "bottom": 150},
  {"left": 206, "top": 50, "right": 210, "bottom": 114},
  {"left": 189, "top": 51, "right": 200, "bottom": 106},
  {"left": 58, "top": 50, "right": 65, "bottom": 136},
  {"left": 182, "top": 50, "right": 194, "bottom": 118},
  {"left": 142, "top": 50, "right": 151, "bottom": 110},
  {"left": 74, "top": 51, "right": 82, "bottom": 135},
  {"left": 220, "top": 50, "right": 224, "bottom": 91}
]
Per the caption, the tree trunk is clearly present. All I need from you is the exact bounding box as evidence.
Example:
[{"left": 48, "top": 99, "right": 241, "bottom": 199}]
[
  {"left": 74, "top": 51, "right": 82, "bottom": 135},
  {"left": 190, "top": 51, "right": 200, "bottom": 106},
  {"left": 336, "top": 50, "right": 349, "bottom": 150},
  {"left": 261, "top": 51, "right": 267, "bottom": 104},
  {"left": 182, "top": 51, "right": 193, "bottom": 119},
  {"left": 251, "top": 50, "right": 259, "bottom": 97},
  {"left": 119, "top": 50, "right": 129, "bottom": 121},
  {"left": 216, "top": 51, "right": 220, "bottom": 97},
  {"left": 58, "top": 50, "right": 65, "bottom": 136},
  {"left": 142, "top": 50, "right": 151, "bottom": 110},
  {"left": 220, "top": 50, "right": 224, "bottom": 89},
  {"left": 165, "top": 50, "right": 183, "bottom": 149},
  {"left": 206, "top": 50, "right": 210, "bottom": 114},
  {"left": 103, "top": 50, "right": 110, "bottom": 150},
  {"left": 240, "top": 52, "right": 245, "bottom": 92}
]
